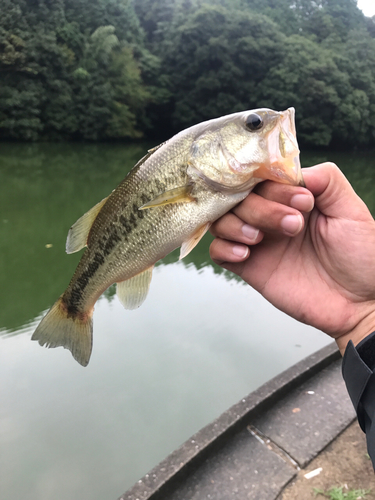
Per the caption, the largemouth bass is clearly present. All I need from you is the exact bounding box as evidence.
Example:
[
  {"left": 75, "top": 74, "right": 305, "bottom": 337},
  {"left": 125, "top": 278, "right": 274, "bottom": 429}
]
[{"left": 32, "top": 108, "right": 304, "bottom": 366}]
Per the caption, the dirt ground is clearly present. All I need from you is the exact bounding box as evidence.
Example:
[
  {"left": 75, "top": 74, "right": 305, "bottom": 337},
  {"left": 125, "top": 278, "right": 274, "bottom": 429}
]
[{"left": 279, "top": 421, "right": 375, "bottom": 499}]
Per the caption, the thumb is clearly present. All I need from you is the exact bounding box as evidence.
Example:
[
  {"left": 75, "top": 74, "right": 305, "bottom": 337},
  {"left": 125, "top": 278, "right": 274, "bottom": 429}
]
[{"left": 302, "top": 162, "right": 372, "bottom": 221}]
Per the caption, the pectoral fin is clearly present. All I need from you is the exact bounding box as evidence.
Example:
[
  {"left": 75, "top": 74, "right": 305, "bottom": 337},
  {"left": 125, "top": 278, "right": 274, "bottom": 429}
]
[
  {"left": 116, "top": 266, "right": 154, "bottom": 310},
  {"left": 139, "top": 185, "right": 195, "bottom": 210},
  {"left": 179, "top": 223, "right": 211, "bottom": 260},
  {"left": 66, "top": 196, "right": 108, "bottom": 254}
]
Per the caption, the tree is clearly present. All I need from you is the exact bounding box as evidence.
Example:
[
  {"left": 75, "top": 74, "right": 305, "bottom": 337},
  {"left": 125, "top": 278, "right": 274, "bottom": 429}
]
[
  {"left": 0, "top": 0, "right": 374, "bottom": 147},
  {"left": 0, "top": 0, "right": 154, "bottom": 140},
  {"left": 160, "top": 5, "right": 285, "bottom": 130}
]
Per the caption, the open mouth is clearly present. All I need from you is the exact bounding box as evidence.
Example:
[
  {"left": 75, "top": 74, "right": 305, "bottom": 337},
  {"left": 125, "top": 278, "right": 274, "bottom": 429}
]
[{"left": 267, "top": 108, "right": 304, "bottom": 187}]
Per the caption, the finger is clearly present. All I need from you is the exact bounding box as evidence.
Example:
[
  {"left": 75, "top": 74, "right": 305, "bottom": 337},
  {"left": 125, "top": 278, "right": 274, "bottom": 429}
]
[
  {"left": 303, "top": 162, "right": 372, "bottom": 221},
  {"left": 254, "top": 181, "right": 314, "bottom": 213},
  {"left": 209, "top": 237, "right": 250, "bottom": 265},
  {"left": 232, "top": 192, "right": 305, "bottom": 237},
  {"left": 210, "top": 212, "right": 264, "bottom": 245}
]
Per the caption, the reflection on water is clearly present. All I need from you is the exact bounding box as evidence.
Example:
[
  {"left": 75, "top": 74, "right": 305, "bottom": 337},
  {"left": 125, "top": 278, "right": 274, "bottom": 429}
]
[
  {"left": 1, "top": 143, "right": 374, "bottom": 500},
  {"left": 0, "top": 142, "right": 145, "bottom": 332}
]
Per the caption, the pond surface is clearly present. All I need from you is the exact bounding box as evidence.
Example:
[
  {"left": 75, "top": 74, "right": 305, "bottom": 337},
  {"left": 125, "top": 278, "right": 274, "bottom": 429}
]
[{"left": 1, "top": 143, "right": 374, "bottom": 500}]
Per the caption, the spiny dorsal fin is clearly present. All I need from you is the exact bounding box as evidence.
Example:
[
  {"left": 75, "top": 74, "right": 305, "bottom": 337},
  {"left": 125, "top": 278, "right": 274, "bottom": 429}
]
[
  {"left": 131, "top": 141, "right": 167, "bottom": 173},
  {"left": 148, "top": 141, "right": 166, "bottom": 154},
  {"left": 116, "top": 266, "right": 154, "bottom": 310},
  {"left": 139, "top": 185, "right": 195, "bottom": 210},
  {"left": 179, "top": 222, "right": 211, "bottom": 260},
  {"left": 66, "top": 196, "right": 108, "bottom": 254}
]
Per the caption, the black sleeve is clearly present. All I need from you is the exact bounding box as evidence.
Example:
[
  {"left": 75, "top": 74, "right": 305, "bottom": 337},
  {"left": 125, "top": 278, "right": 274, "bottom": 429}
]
[{"left": 342, "top": 331, "right": 375, "bottom": 466}]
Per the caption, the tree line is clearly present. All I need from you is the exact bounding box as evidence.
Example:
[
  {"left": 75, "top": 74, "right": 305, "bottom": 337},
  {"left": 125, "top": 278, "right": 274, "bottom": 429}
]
[{"left": 1, "top": 0, "right": 375, "bottom": 148}]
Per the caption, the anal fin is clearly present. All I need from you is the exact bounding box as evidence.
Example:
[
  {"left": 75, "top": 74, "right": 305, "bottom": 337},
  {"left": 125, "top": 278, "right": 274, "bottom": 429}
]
[
  {"left": 180, "top": 223, "right": 211, "bottom": 260},
  {"left": 117, "top": 266, "right": 154, "bottom": 310},
  {"left": 139, "top": 185, "right": 195, "bottom": 210}
]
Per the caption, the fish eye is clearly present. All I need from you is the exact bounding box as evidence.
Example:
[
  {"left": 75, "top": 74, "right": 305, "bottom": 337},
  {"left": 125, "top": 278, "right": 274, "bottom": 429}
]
[{"left": 245, "top": 113, "right": 263, "bottom": 131}]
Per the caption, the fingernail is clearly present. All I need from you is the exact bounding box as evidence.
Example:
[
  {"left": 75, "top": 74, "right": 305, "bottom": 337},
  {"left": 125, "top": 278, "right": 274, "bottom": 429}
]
[
  {"left": 242, "top": 224, "right": 259, "bottom": 242},
  {"left": 291, "top": 193, "right": 314, "bottom": 212},
  {"left": 232, "top": 245, "right": 250, "bottom": 258},
  {"left": 281, "top": 214, "right": 303, "bottom": 235}
]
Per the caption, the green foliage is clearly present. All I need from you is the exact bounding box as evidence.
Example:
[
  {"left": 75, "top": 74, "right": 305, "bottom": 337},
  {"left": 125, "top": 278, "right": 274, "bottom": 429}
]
[
  {"left": 0, "top": 0, "right": 154, "bottom": 141},
  {"left": 0, "top": 0, "right": 374, "bottom": 147},
  {"left": 260, "top": 34, "right": 349, "bottom": 146},
  {"left": 0, "top": 29, "right": 27, "bottom": 69},
  {"left": 314, "top": 485, "right": 371, "bottom": 500},
  {"left": 160, "top": 5, "right": 286, "bottom": 129}
]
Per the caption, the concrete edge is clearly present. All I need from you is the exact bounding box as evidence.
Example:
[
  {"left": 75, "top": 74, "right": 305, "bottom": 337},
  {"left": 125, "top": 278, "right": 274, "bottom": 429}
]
[
  {"left": 277, "top": 414, "right": 358, "bottom": 488},
  {"left": 118, "top": 342, "right": 340, "bottom": 500}
]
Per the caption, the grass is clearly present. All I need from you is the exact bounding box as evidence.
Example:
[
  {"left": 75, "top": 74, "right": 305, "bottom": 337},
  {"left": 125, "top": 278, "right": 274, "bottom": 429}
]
[{"left": 314, "top": 486, "right": 371, "bottom": 500}]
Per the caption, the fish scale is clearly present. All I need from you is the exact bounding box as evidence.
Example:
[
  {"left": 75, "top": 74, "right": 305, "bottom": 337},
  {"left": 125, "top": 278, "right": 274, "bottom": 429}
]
[{"left": 32, "top": 108, "right": 303, "bottom": 366}]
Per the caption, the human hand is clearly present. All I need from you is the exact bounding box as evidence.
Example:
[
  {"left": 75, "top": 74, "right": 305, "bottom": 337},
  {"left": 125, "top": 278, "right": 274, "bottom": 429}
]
[{"left": 209, "top": 163, "right": 375, "bottom": 354}]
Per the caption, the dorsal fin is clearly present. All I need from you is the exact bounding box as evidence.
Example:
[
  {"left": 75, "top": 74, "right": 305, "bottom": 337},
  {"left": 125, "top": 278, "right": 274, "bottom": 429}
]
[
  {"left": 148, "top": 142, "right": 166, "bottom": 154},
  {"left": 131, "top": 141, "right": 167, "bottom": 173},
  {"left": 65, "top": 142, "right": 167, "bottom": 254},
  {"left": 66, "top": 196, "right": 108, "bottom": 254}
]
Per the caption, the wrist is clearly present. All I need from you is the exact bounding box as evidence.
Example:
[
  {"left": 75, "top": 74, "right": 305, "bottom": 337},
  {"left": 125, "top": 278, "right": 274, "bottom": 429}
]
[{"left": 335, "top": 308, "right": 375, "bottom": 356}]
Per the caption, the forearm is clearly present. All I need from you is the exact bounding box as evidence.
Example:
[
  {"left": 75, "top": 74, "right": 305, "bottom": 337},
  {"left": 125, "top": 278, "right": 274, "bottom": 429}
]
[{"left": 336, "top": 308, "right": 375, "bottom": 356}]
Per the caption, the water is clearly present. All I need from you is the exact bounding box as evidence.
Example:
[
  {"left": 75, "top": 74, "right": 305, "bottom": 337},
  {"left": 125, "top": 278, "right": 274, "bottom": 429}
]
[{"left": 1, "top": 143, "right": 374, "bottom": 500}]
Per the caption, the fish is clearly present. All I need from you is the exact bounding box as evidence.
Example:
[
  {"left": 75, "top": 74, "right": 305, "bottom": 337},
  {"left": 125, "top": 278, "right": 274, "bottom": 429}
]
[{"left": 32, "top": 107, "right": 304, "bottom": 367}]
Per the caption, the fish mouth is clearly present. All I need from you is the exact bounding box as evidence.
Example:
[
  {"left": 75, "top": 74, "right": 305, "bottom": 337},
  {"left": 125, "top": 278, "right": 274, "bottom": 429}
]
[{"left": 265, "top": 107, "right": 305, "bottom": 187}]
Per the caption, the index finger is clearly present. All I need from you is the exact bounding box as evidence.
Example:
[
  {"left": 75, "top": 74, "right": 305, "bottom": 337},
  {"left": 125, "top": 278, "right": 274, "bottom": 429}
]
[{"left": 254, "top": 179, "right": 314, "bottom": 212}]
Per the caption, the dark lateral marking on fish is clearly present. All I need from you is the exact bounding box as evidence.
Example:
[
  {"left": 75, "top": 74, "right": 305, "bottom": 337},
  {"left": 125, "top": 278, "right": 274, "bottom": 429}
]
[
  {"left": 134, "top": 203, "right": 145, "bottom": 218},
  {"left": 120, "top": 214, "right": 137, "bottom": 231},
  {"left": 140, "top": 193, "right": 149, "bottom": 205},
  {"left": 65, "top": 251, "right": 106, "bottom": 315},
  {"left": 66, "top": 301, "right": 80, "bottom": 317},
  {"left": 129, "top": 212, "right": 137, "bottom": 225},
  {"left": 154, "top": 178, "right": 168, "bottom": 193},
  {"left": 103, "top": 231, "right": 122, "bottom": 257},
  {"left": 97, "top": 238, "right": 105, "bottom": 252},
  {"left": 64, "top": 183, "right": 175, "bottom": 316},
  {"left": 93, "top": 252, "right": 105, "bottom": 267}
]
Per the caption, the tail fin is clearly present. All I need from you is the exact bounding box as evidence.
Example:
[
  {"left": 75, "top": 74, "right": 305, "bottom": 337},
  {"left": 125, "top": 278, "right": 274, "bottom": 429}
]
[{"left": 31, "top": 297, "right": 93, "bottom": 367}]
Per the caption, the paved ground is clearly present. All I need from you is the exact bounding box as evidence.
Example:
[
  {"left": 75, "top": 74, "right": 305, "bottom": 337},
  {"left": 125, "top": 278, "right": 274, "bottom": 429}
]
[
  {"left": 120, "top": 347, "right": 375, "bottom": 500},
  {"left": 280, "top": 420, "right": 375, "bottom": 499}
]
